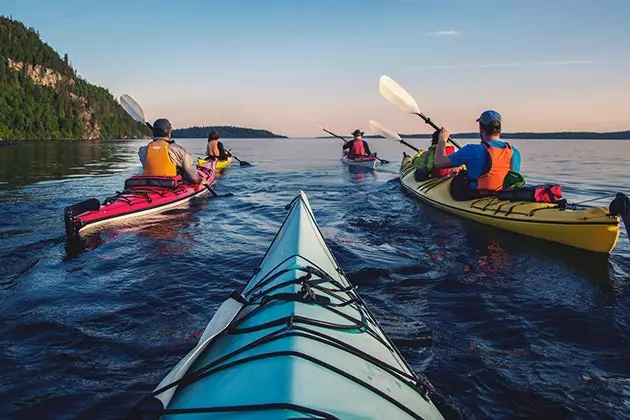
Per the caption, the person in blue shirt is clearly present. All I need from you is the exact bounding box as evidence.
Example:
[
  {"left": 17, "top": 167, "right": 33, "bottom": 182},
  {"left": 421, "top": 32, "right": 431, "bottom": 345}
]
[{"left": 434, "top": 110, "right": 521, "bottom": 200}]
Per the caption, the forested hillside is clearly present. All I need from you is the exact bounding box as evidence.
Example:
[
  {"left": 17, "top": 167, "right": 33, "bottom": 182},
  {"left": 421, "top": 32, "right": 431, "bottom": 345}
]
[{"left": 0, "top": 16, "right": 150, "bottom": 140}]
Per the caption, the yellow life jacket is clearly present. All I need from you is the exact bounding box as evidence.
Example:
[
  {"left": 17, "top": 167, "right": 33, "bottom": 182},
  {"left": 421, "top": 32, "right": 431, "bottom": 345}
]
[
  {"left": 207, "top": 140, "right": 220, "bottom": 158},
  {"left": 143, "top": 140, "right": 177, "bottom": 176}
]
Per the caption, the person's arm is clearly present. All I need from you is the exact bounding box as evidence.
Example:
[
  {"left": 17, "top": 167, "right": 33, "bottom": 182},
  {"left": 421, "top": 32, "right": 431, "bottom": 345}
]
[
  {"left": 138, "top": 146, "right": 147, "bottom": 166},
  {"left": 363, "top": 140, "right": 372, "bottom": 155},
  {"left": 170, "top": 144, "right": 203, "bottom": 184},
  {"left": 342, "top": 141, "right": 351, "bottom": 150},
  {"left": 434, "top": 128, "right": 455, "bottom": 168},
  {"left": 206, "top": 142, "right": 212, "bottom": 157},
  {"left": 510, "top": 146, "right": 521, "bottom": 172}
]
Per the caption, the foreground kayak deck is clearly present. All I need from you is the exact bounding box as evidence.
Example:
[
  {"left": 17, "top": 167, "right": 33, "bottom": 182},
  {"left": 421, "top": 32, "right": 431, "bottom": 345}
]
[
  {"left": 400, "top": 156, "right": 620, "bottom": 253},
  {"left": 130, "top": 192, "right": 445, "bottom": 420},
  {"left": 64, "top": 161, "right": 217, "bottom": 239}
]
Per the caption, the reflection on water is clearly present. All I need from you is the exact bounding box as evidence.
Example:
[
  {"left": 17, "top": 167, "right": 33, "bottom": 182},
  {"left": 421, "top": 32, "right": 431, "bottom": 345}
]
[
  {"left": 0, "top": 138, "right": 629, "bottom": 419},
  {"left": 0, "top": 140, "right": 141, "bottom": 188}
]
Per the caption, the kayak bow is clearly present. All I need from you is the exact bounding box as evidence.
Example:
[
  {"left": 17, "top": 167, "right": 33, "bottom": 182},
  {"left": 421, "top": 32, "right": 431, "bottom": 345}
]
[{"left": 129, "top": 191, "right": 445, "bottom": 420}]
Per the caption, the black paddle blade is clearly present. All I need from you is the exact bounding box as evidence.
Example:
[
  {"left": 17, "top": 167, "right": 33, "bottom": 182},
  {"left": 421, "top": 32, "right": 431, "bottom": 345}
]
[
  {"left": 609, "top": 193, "right": 630, "bottom": 244},
  {"left": 379, "top": 159, "right": 390, "bottom": 164},
  {"left": 239, "top": 161, "right": 252, "bottom": 167},
  {"left": 205, "top": 185, "right": 234, "bottom": 198}
]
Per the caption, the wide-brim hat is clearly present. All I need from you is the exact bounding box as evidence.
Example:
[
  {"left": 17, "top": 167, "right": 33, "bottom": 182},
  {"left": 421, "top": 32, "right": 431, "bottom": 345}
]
[{"left": 351, "top": 129, "right": 364, "bottom": 137}]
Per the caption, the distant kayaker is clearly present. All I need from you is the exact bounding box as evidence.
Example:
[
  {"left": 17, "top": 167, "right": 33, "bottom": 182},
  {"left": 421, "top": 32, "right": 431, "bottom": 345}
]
[
  {"left": 206, "top": 130, "right": 231, "bottom": 161},
  {"left": 342, "top": 129, "right": 372, "bottom": 158},
  {"left": 433, "top": 110, "right": 521, "bottom": 200},
  {"left": 138, "top": 118, "right": 205, "bottom": 184},
  {"left": 412, "top": 130, "right": 457, "bottom": 181}
]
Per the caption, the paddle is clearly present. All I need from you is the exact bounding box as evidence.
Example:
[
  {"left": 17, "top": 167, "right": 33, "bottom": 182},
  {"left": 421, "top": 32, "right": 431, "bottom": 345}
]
[
  {"left": 316, "top": 125, "right": 390, "bottom": 164},
  {"left": 204, "top": 184, "right": 234, "bottom": 198},
  {"left": 368, "top": 120, "right": 420, "bottom": 152},
  {"left": 230, "top": 154, "right": 252, "bottom": 167},
  {"left": 119, "top": 94, "right": 153, "bottom": 130},
  {"left": 378, "top": 75, "right": 462, "bottom": 150}
]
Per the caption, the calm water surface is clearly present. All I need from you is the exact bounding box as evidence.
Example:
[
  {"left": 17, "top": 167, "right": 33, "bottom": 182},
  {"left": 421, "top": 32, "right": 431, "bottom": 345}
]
[{"left": 1, "top": 138, "right": 629, "bottom": 419}]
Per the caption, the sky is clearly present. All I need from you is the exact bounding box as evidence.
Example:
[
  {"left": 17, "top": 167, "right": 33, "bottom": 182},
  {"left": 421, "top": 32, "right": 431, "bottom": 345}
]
[{"left": 2, "top": 0, "right": 629, "bottom": 137}]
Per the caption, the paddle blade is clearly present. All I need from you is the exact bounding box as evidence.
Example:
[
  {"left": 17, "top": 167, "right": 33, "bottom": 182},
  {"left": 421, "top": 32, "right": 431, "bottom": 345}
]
[
  {"left": 368, "top": 120, "right": 402, "bottom": 142},
  {"left": 378, "top": 75, "right": 420, "bottom": 115},
  {"left": 119, "top": 94, "right": 146, "bottom": 124}
]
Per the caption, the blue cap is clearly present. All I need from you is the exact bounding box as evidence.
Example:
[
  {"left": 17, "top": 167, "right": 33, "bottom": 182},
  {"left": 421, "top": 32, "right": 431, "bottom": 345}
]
[{"left": 476, "top": 110, "right": 502, "bottom": 125}]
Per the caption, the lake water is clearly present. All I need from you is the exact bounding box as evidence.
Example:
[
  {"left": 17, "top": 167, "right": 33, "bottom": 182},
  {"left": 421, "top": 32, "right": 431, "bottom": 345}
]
[{"left": 1, "top": 138, "right": 629, "bottom": 419}]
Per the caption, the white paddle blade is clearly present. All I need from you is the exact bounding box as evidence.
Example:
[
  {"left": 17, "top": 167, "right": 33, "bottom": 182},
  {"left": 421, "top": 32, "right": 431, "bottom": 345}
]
[
  {"left": 119, "top": 94, "right": 146, "bottom": 124},
  {"left": 368, "top": 120, "right": 403, "bottom": 142},
  {"left": 378, "top": 75, "right": 420, "bottom": 114}
]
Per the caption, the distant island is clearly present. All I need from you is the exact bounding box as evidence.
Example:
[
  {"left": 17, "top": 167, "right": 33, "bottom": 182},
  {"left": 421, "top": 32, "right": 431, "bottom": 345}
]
[
  {"left": 0, "top": 16, "right": 150, "bottom": 141},
  {"left": 173, "top": 125, "right": 287, "bottom": 139},
  {"left": 344, "top": 131, "right": 630, "bottom": 140}
]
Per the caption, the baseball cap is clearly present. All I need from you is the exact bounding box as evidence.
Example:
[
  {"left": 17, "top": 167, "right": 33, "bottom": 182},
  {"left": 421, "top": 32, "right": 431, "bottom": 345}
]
[{"left": 476, "top": 110, "right": 502, "bottom": 125}]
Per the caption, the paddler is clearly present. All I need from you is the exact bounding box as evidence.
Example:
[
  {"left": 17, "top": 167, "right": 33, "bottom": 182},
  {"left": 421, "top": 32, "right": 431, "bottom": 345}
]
[
  {"left": 342, "top": 129, "right": 373, "bottom": 158},
  {"left": 412, "top": 130, "right": 457, "bottom": 181},
  {"left": 206, "top": 130, "right": 232, "bottom": 161},
  {"left": 138, "top": 118, "right": 205, "bottom": 184},
  {"left": 433, "top": 110, "right": 521, "bottom": 200}
]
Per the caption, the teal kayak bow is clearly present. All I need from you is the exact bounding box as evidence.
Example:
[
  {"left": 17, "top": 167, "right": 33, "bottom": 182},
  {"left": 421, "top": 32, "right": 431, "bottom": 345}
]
[{"left": 129, "top": 191, "right": 445, "bottom": 420}]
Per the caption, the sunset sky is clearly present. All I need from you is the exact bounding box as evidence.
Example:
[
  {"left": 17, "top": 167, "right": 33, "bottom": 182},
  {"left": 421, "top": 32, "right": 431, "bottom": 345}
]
[{"left": 3, "top": 0, "right": 629, "bottom": 137}]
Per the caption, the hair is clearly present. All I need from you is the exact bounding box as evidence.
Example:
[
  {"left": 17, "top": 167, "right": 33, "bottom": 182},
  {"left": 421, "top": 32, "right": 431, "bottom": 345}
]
[
  {"left": 480, "top": 121, "right": 501, "bottom": 137},
  {"left": 208, "top": 131, "right": 220, "bottom": 141}
]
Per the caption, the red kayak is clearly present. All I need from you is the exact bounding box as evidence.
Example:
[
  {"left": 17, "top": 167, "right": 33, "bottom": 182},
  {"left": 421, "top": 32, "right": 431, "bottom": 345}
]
[
  {"left": 341, "top": 151, "right": 377, "bottom": 169},
  {"left": 64, "top": 161, "right": 217, "bottom": 239}
]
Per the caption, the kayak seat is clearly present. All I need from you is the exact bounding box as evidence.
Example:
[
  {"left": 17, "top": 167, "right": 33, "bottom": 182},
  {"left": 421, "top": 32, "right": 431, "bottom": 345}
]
[{"left": 124, "top": 175, "right": 183, "bottom": 189}]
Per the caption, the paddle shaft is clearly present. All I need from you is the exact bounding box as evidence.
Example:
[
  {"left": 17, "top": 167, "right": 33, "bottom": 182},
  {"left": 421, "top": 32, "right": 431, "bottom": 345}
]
[{"left": 414, "top": 112, "right": 462, "bottom": 149}]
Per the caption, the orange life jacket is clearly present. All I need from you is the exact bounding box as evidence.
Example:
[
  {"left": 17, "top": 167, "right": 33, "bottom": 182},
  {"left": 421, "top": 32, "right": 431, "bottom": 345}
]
[
  {"left": 143, "top": 139, "right": 177, "bottom": 176},
  {"left": 350, "top": 139, "right": 366, "bottom": 156},
  {"left": 476, "top": 142, "right": 513, "bottom": 191},
  {"left": 207, "top": 139, "right": 220, "bottom": 158}
]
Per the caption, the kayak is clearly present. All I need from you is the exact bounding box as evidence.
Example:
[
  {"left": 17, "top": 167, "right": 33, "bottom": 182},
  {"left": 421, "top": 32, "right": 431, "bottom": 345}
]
[
  {"left": 198, "top": 156, "right": 233, "bottom": 170},
  {"left": 399, "top": 155, "right": 620, "bottom": 253},
  {"left": 128, "top": 191, "right": 445, "bottom": 420},
  {"left": 64, "top": 161, "right": 217, "bottom": 240},
  {"left": 341, "top": 152, "right": 377, "bottom": 169}
]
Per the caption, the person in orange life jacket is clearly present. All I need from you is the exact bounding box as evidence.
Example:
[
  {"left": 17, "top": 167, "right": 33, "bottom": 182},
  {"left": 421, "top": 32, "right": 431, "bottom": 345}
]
[
  {"left": 433, "top": 110, "right": 521, "bottom": 201},
  {"left": 206, "top": 131, "right": 231, "bottom": 161},
  {"left": 342, "top": 129, "right": 372, "bottom": 158},
  {"left": 138, "top": 118, "right": 206, "bottom": 184}
]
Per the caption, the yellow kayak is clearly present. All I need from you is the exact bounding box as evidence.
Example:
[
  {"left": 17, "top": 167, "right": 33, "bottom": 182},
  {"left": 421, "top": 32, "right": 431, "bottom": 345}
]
[
  {"left": 399, "top": 155, "right": 620, "bottom": 253},
  {"left": 197, "top": 156, "right": 233, "bottom": 170}
]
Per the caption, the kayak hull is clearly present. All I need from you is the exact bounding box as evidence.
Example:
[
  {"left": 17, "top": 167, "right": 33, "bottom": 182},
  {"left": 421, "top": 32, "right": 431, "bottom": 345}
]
[
  {"left": 130, "top": 191, "right": 445, "bottom": 420},
  {"left": 341, "top": 153, "right": 377, "bottom": 168},
  {"left": 399, "top": 155, "right": 620, "bottom": 253},
  {"left": 198, "top": 156, "right": 233, "bottom": 170},
  {"left": 64, "top": 161, "right": 217, "bottom": 239}
]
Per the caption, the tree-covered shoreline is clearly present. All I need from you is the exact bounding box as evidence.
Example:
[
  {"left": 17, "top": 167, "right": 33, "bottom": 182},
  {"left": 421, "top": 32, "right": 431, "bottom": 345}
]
[
  {"left": 0, "top": 16, "right": 150, "bottom": 141},
  {"left": 172, "top": 125, "right": 286, "bottom": 139}
]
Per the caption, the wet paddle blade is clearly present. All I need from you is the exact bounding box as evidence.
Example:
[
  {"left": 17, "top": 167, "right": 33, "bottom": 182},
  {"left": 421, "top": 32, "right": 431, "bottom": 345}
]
[
  {"left": 119, "top": 94, "right": 146, "bottom": 124},
  {"left": 378, "top": 75, "right": 421, "bottom": 115},
  {"left": 368, "top": 120, "right": 403, "bottom": 142}
]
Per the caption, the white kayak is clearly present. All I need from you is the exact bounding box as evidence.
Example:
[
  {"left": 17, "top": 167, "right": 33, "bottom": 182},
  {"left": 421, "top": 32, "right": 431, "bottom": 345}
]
[{"left": 341, "top": 152, "right": 378, "bottom": 169}]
